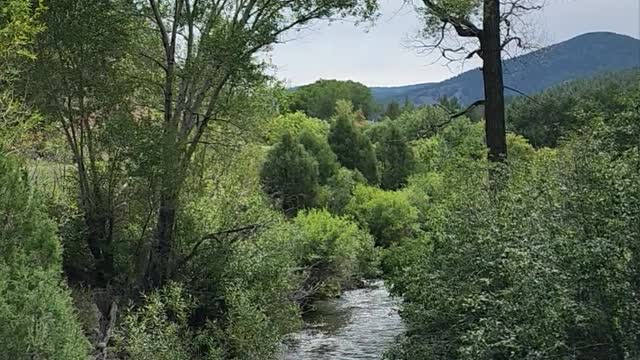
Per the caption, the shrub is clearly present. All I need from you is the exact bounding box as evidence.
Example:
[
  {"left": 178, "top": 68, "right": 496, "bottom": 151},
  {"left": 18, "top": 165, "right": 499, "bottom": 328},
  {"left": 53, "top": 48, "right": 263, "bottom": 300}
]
[
  {"left": 116, "top": 283, "right": 223, "bottom": 360},
  {"left": 384, "top": 108, "right": 640, "bottom": 359},
  {"left": 345, "top": 185, "right": 419, "bottom": 247},
  {"left": 264, "top": 112, "right": 328, "bottom": 145},
  {"left": 317, "top": 167, "right": 362, "bottom": 215},
  {"left": 291, "top": 209, "right": 378, "bottom": 298},
  {"left": 0, "top": 154, "right": 89, "bottom": 359}
]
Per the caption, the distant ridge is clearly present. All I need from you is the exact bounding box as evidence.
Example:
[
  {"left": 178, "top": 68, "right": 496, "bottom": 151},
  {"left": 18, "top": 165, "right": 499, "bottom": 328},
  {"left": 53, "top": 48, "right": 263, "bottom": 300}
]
[{"left": 369, "top": 32, "right": 640, "bottom": 105}]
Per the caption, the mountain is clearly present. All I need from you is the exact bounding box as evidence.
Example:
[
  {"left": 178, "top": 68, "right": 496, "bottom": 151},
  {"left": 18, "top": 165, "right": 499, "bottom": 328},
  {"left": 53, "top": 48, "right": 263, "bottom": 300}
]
[{"left": 371, "top": 32, "right": 640, "bottom": 106}]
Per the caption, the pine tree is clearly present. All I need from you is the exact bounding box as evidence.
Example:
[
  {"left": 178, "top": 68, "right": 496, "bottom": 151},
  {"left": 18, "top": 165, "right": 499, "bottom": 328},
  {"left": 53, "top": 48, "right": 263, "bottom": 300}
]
[
  {"left": 261, "top": 133, "right": 319, "bottom": 215},
  {"left": 328, "top": 100, "right": 379, "bottom": 184},
  {"left": 298, "top": 129, "right": 339, "bottom": 184},
  {"left": 376, "top": 122, "right": 415, "bottom": 190},
  {"left": 384, "top": 100, "right": 402, "bottom": 120}
]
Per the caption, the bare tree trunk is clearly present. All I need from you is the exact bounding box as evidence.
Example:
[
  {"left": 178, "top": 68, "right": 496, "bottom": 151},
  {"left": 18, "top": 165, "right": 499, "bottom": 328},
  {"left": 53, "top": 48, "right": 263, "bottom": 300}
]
[
  {"left": 85, "top": 210, "right": 115, "bottom": 286},
  {"left": 482, "top": 0, "right": 507, "bottom": 163},
  {"left": 71, "top": 138, "right": 115, "bottom": 287},
  {"left": 147, "top": 190, "right": 178, "bottom": 287},
  {"left": 144, "top": 8, "right": 180, "bottom": 287}
]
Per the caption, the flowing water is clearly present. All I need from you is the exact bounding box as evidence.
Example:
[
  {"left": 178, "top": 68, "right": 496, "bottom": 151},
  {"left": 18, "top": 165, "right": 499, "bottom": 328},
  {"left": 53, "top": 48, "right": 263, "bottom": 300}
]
[{"left": 281, "top": 281, "right": 404, "bottom": 360}]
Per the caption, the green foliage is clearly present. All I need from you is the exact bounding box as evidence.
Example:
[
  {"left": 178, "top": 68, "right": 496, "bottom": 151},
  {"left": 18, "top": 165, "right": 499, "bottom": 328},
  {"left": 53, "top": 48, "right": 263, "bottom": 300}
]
[
  {"left": 0, "top": 0, "right": 44, "bottom": 78},
  {"left": 394, "top": 105, "right": 450, "bottom": 141},
  {"left": 261, "top": 133, "right": 319, "bottom": 215},
  {"left": 264, "top": 112, "right": 329, "bottom": 145},
  {"left": 178, "top": 145, "right": 303, "bottom": 359},
  {"left": 375, "top": 121, "right": 415, "bottom": 190},
  {"left": 291, "top": 209, "right": 378, "bottom": 297},
  {"left": 410, "top": 118, "right": 485, "bottom": 177},
  {"left": 437, "top": 95, "right": 462, "bottom": 113},
  {"left": 0, "top": 154, "right": 89, "bottom": 359},
  {"left": 507, "top": 69, "right": 640, "bottom": 147},
  {"left": 298, "top": 129, "right": 339, "bottom": 184},
  {"left": 384, "top": 100, "right": 402, "bottom": 120},
  {"left": 290, "top": 79, "right": 376, "bottom": 120},
  {"left": 346, "top": 185, "right": 419, "bottom": 247},
  {"left": 506, "top": 133, "right": 536, "bottom": 163},
  {"left": 317, "top": 168, "right": 363, "bottom": 215},
  {"left": 116, "top": 283, "right": 223, "bottom": 360},
  {"left": 384, "top": 97, "right": 640, "bottom": 359},
  {"left": 0, "top": 0, "right": 44, "bottom": 151},
  {"left": 328, "top": 100, "right": 379, "bottom": 184}
]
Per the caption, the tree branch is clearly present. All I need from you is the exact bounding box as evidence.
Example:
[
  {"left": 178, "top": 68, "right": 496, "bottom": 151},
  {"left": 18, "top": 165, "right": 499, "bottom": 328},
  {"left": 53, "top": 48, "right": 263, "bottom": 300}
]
[{"left": 174, "top": 223, "right": 264, "bottom": 273}]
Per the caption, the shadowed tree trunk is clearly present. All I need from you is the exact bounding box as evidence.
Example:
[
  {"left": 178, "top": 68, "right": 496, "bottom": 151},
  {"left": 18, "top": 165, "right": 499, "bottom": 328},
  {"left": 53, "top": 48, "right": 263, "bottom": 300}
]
[
  {"left": 481, "top": 0, "right": 507, "bottom": 163},
  {"left": 418, "top": 0, "right": 543, "bottom": 163}
]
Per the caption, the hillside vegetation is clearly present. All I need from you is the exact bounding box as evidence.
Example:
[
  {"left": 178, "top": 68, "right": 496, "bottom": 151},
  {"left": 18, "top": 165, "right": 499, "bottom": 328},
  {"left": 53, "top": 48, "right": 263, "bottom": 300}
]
[
  {"left": 1, "top": 0, "right": 639, "bottom": 359},
  {"left": 371, "top": 32, "right": 640, "bottom": 105}
]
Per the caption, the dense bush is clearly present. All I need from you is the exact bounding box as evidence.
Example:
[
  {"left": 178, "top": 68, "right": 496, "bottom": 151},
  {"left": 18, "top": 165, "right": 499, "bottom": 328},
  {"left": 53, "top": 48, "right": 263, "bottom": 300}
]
[
  {"left": 289, "top": 79, "right": 376, "bottom": 120},
  {"left": 507, "top": 69, "right": 640, "bottom": 147},
  {"left": 264, "top": 112, "right": 329, "bottom": 145},
  {"left": 346, "top": 184, "right": 419, "bottom": 247},
  {"left": 298, "top": 129, "right": 339, "bottom": 184},
  {"left": 0, "top": 155, "right": 89, "bottom": 359},
  {"left": 291, "top": 209, "right": 378, "bottom": 298},
  {"left": 393, "top": 105, "right": 450, "bottom": 141},
  {"left": 116, "top": 283, "right": 219, "bottom": 360},
  {"left": 317, "top": 167, "right": 363, "bottom": 215},
  {"left": 384, "top": 98, "right": 640, "bottom": 359}
]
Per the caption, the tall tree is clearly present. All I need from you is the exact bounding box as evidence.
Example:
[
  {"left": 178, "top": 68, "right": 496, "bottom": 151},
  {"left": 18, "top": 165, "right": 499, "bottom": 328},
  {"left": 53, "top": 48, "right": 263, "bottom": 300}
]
[
  {"left": 376, "top": 121, "right": 415, "bottom": 190},
  {"left": 298, "top": 129, "right": 339, "bottom": 184},
  {"left": 329, "top": 100, "right": 379, "bottom": 184},
  {"left": 384, "top": 100, "right": 402, "bottom": 120},
  {"left": 140, "top": 0, "right": 377, "bottom": 287},
  {"left": 414, "top": 0, "right": 542, "bottom": 162},
  {"left": 261, "top": 133, "right": 319, "bottom": 216}
]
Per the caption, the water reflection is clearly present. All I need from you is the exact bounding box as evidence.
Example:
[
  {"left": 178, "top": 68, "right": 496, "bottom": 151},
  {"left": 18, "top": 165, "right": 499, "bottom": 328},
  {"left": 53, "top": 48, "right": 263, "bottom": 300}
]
[{"left": 282, "top": 281, "right": 404, "bottom": 360}]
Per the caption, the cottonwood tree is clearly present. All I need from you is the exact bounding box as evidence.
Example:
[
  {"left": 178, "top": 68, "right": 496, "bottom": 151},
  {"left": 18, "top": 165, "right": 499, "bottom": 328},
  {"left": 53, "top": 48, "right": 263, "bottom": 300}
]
[
  {"left": 412, "top": 0, "right": 543, "bottom": 162},
  {"left": 139, "top": 0, "right": 377, "bottom": 287}
]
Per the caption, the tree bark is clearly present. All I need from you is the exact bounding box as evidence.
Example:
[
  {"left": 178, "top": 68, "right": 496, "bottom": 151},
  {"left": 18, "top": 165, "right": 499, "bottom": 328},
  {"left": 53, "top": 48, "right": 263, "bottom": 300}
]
[{"left": 481, "top": 0, "right": 507, "bottom": 163}]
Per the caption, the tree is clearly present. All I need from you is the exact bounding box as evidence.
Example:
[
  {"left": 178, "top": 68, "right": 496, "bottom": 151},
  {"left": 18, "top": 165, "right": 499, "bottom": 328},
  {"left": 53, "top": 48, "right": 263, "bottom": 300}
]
[
  {"left": 384, "top": 100, "right": 402, "bottom": 120},
  {"left": 140, "top": 0, "right": 378, "bottom": 287},
  {"left": 290, "top": 79, "right": 376, "bottom": 120},
  {"left": 261, "top": 133, "right": 319, "bottom": 216},
  {"left": 436, "top": 95, "right": 461, "bottom": 113},
  {"left": 376, "top": 122, "right": 415, "bottom": 190},
  {"left": 298, "top": 129, "right": 339, "bottom": 184},
  {"left": 328, "top": 100, "right": 379, "bottom": 184},
  {"left": 414, "top": 0, "right": 543, "bottom": 162}
]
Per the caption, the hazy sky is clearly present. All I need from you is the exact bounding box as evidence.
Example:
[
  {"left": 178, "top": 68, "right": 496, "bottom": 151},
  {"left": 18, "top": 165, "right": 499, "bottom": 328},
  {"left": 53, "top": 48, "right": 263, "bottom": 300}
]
[{"left": 268, "top": 0, "right": 640, "bottom": 87}]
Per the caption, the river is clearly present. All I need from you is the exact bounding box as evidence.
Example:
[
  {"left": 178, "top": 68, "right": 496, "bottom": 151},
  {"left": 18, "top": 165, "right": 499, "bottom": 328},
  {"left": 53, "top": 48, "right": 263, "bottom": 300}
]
[{"left": 281, "top": 281, "right": 404, "bottom": 359}]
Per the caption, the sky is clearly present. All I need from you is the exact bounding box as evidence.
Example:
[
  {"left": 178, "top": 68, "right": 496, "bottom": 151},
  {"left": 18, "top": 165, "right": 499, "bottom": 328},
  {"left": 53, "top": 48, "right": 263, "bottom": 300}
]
[{"left": 267, "top": 0, "right": 640, "bottom": 87}]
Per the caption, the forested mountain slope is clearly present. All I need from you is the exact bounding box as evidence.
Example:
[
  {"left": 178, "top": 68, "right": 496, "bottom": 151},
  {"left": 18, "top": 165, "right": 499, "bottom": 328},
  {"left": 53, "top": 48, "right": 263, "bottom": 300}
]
[{"left": 371, "top": 32, "right": 640, "bottom": 105}]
